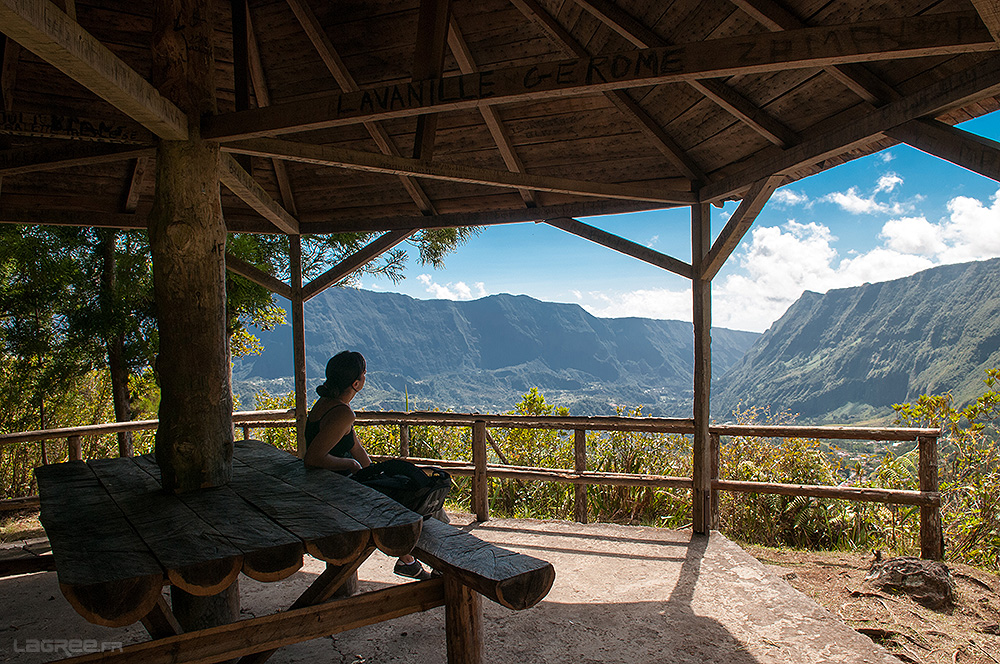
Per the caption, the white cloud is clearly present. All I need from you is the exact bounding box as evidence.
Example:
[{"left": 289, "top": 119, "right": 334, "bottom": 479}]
[
  {"left": 880, "top": 151, "right": 895, "bottom": 163},
  {"left": 822, "top": 186, "right": 888, "bottom": 214},
  {"left": 875, "top": 173, "right": 903, "bottom": 193},
  {"left": 773, "top": 188, "right": 809, "bottom": 206},
  {"left": 581, "top": 288, "right": 692, "bottom": 322},
  {"left": 646, "top": 234, "right": 659, "bottom": 248},
  {"left": 417, "top": 274, "right": 487, "bottom": 300},
  {"left": 937, "top": 192, "right": 1000, "bottom": 262},
  {"left": 880, "top": 216, "right": 947, "bottom": 255}
]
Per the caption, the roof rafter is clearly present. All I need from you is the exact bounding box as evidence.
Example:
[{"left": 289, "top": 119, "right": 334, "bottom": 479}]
[
  {"left": 728, "top": 0, "right": 901, "bottom": 105},
  {"left": 0, "top": 0, "right": 187, "bottom": 140},
  {"left": 510, "top": 0, "right": 707, "bottom": 182},
  {"left": 203, "top": 11, "right": 996, "bottom": 141},
  {"left": 219, "top": 153, "right": 300, "bottom": 234},
  {"left": 0, "top": 142, "right": 152, "bottom": 176},
  {"left": 448, "top": 18, "right": 537, "bottom": 207},
  {"left": 575, "top": 0, "right": 798, "bottom": 147},
  {"left": 971, "top": 0, "right": 1000, "bottom": 45},
  {"left": 224, "top": 137, "right": 696, "bottom": 204},
  {"left": 543, "top": 216, "right": 692, "bottom": 278},
  {"left": 701, "top": 174, "right": 783, "bottom": 280},
  {"left": 225, "top": 253, "right": 292, "bottom": 300},
  {"left": 284, "top": 0, "right": 438, "bottom": 215},
  {"left": 700, "top": 55, "right": 1000, "bottom": 202},
  {"left": 410, "top": 0, "right": 451, "bottom": 161},
  {"left": 885, "top": 118, "right": 1000, "bottom": 183}
]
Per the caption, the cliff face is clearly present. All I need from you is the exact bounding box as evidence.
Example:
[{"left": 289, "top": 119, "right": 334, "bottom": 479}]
[
  {"left": 713, "top": 258, "right": 1000, "bottom": 423},
  {"left": 233, "top": 288, "right": 759, "bottom": 416}
]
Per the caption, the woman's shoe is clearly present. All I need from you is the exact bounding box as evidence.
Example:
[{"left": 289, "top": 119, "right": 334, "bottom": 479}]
[{"left": 394, "top": 559, "right": 432, "bottom": 580}]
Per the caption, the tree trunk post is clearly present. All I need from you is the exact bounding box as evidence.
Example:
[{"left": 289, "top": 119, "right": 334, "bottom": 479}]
[
  {"left": 472, "top": 420, "right": 488, "bottom": 521},
  {"left": 691, "top": 202, "right": 713, "bottom": 534},
  {"left": 399, "top": 424, "right": 410, "bottom": 457},
  {"left": 918, "top": 434, "right": 943, "bottom": 560},
  {"left": 67, "top": 435, "right": 82, "bottom": 462},
  {"left": 150, "top": 0, "right": 233, "bottom": 494},
  {"left": 710, "top": 432, "right": 720, "bottom": 530},
  {"left": 445, "top": 575, "right": 483, "bottom": 664},
  {"left": 100, "top": 230, "right": 134, "bottom": 458},
  {"left": 574, "top": 428, "right": 587, "bottom": 523},
  {"left": 290, "top": 235, "right": 307, "bottom": 457}
]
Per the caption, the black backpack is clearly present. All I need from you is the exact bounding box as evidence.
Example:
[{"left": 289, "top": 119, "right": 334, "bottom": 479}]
[{"left": 351, "top": 459, "right": 452, "bottom": 518}]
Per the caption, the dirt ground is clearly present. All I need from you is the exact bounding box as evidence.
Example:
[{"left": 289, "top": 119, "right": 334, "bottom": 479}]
[
  {"left": 2, "top": 509, "right": 999, "bottom": 664},
  {"left": 744, "top": 545, "right": 1000, "bottom": 664}
]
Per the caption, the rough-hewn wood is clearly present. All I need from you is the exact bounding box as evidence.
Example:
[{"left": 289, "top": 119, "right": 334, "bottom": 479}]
[
  {"left": 0, "top": 143, "right": 152, "bottom": 176},
  {"left": 140, "top": 595, "right": 183, "bottom": 639},
  {"left": 59, "top": 580, "right": 447, "bottom": 664},
  {"left": 918, "top": 435, "right": 944, "bottom": 560},
  {"left": 691, "top": 202, "right": 712, "bottom": 534},
  {"left": 235, "top": 440, "right": 423, "bottom": 556},
  {"left": 203, "top": 12, "right": 995, "bottom": 140},
  {"left": 886, "top": 118, "right": 1000, "bottom": 183},
  {"left": 0, "top": 538, "right": 54, "bottom": 576},
  {"left": 225, "top": 252, "right": 292, "bottom": 299},
  {"left": 223, "top": 137, "right": 696, "bottom": 203},
  {"left": 302, "top": 229, "right": 418, "bottom": 301},
  {"left": 713, "top": 479, "right": 939, "bottom": 507},
  {"left": 701, "top": 174, "right": 783, "bottom": 280},
  {"left": 415, "top": 518, "right": 555, "bottom": 611},
  {"left": 289, "top": 235, "right": 307, "bottom": 454},
  {"left": 0, "top": 0, "right": 187, "bottom": 139},
  {"left": 445, "top": 575, "right": 483, "bottom": 664},
  {"left": 219, "top": 152, "right": 299, "bottom": 233},
  {"left": 472, "top": 420, "right": 489, "bottom": 521},
  {"left": 87, "top": 457, "right": 243, "bottom": 595},
  {"left": 573, "top": 428, "right": 587, "bottom": 523},
  {"left": 34, "top": 461, "right": 163, "bottom": 627},
  {"left": 544, "top": 215, "right": 693, "bottom": 278}
]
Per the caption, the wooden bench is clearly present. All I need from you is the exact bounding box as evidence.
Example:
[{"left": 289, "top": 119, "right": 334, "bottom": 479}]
[{"left": 0, "top": 538, "right": 54, "bottom": 577}]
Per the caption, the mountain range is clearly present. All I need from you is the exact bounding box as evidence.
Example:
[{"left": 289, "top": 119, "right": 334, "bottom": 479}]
[
  {"left": 713, "top": 257, "right": 1000, "bottom": 423},
  {"left": 233, "top": 289, "right": 760, "bottom": 416}
]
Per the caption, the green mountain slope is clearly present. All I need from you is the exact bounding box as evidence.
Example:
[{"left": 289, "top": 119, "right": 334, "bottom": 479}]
[
  {"left": 233, "top": 289, "right": 759, "bottom": 416},
  {"left": 713, "top": 258, "right": 1000, "bottom": 423}
]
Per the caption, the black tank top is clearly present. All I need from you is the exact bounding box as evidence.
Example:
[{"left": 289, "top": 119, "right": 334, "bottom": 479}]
[{"left": 304, "top": 406, "right": 356, "bottom": 458}]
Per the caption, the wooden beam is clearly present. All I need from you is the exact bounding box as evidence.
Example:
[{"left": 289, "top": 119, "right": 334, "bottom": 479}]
[
  {"left": 224, "top": 137, "right": 697, "bottom": 204},
  {"left": 448, "top": 18, "right": 537, "bottom": 207},
  {"left": 284, "top": 0, "right": 437, "bottom": 215},
  {"left": 0, "top": 111, "right": 152, "bottom": 143},
  {"left": 575, "top": 0, "right": 798, "bottom": 147},
  {"left": 728, "top": 0, "right": 900, "bottom": 105},
  {"left": 691, "top": 202, "right": 712, "bottom": 534},
  {"left": 302, "top": 229, "right": 417, "bottom": 301},
  {"left": 0, "top": 0, "right": 187, "bottom": 140},
  {"left": 543, "top": 216, "right": 693, "bottom": 278},
  {"left": 971, "top": 0, "right": 1000, "bottom": 45},
  {"left": 219, "top": 153, "right": 299, "bottom": 234},
  {"left": 204, "top": 11, "right": 996, "bottom": 140},
  {"left": 410, "top": 0, "right": 451, "bottom": 161},
  {"left": 510, "top": 0, "right": 706, "bottom": 181},
  {"left": 225, "top": 253, "right": 292, "bottom": 300},
  {"left": 701, "top": 55, "right": 1000, "bottom": 203},
  {"left": 886, "top": 118, "right": 1000, "bottom": 182},
  {"left": 300, "top": 198, "right": 672, "bottom": 234},
  {"left": 0, "top": 143, "right": 152, "bottom": 175},
  {"left": 122, "top": 155, "right": 153, "bottom": 213},
  {"left": 701, "top": 174, "right": 782, "bottom": 281},
  {"left": 0, "top": 35, "right": 19, "bottom": 112},
  {"left": 247, "top": 10, "right": 298, "bottom": 216}
]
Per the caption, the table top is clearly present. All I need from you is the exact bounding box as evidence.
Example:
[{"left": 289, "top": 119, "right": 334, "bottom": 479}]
[{"left": 34, "top": 439, "right": 424, "bottom": 627}]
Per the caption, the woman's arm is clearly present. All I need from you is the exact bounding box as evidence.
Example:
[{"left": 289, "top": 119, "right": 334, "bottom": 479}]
[
  {"left": 303, "top": 404, "right": 362, "bottom": 473},
  {"left": 349, "top": 432, "right": 372, "bottom": 469}
]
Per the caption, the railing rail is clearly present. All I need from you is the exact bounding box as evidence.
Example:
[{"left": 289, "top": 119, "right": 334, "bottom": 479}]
[{"left": 0, "top": 409, "right": 943, "bottom": 559}]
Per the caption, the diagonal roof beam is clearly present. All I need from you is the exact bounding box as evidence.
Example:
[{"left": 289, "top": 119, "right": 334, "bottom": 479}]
[
  {"left": 700, "top": 55, "right": 1000, "bottom": 203},
  {"left": 0, "top": 0, "right": 187, "bottom": 140},
  {"left": 203, "top": 11, "right": 996, "bottom": 141},
  {"left": 284, "top": 0, "right": 437, "bottom": 215},
  {"left": 575, "top": 0, "right": 798, "bottom": 147},
  {"left": 885, "top": 118, "right": 1000, "bottom": 183},
  {"left": 971, "top": 0, "right": 1000, "bottom": 45},
  {"left": 729, "top": 0, "right": 901, "bottom": 105},
  {"left": 0, "top": 142, "right": 153, "bottom": 176},
  {"left": 224, "top": 137, "right": 696, "bottom": 204},
  {"left": 448, "top": 18, "right": 537, "bottom": 207},
  {"left": 510, "top": 0, "right": 707, "bottom": 182},
  {"left": 220, "top": 153, "right": 300, "bottom": 234},
  {"left": 410, "top": 0, "right": 451, "bottom": 161},
  {"left": 122, "top": 155, "right": 153, "bottom": 213},
  {"left": 543, "top": 216, "right": 692, "bottom": 278},
  {"left": 701, "top": 174, "right": 783, "bottom": 280},
  {"left": 225, "top": 253, "right": 292, "bottom": 300},
  {"left": 247, "top": 9, "right": 299, "bottom": 216},
  {"left": 303, "top": 229, "right": 417, "bottom": 301}
]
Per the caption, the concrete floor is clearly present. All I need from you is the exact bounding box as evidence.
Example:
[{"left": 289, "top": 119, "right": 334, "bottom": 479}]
[{"left": 0, "top": 515, "right": 900, "bottom": 663}]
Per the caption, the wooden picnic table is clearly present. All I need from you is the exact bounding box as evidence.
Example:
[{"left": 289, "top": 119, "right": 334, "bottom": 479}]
[{"left": 34, "top": 439, "right": 555, "bottom": 664}]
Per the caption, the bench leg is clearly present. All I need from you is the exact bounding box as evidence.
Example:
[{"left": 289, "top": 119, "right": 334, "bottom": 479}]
[
  {"left": 140, "top": 595, "right": 182, "bottom": 639},
  {"left": 445, "top": 576, "right": 482, "bottom": 664}
]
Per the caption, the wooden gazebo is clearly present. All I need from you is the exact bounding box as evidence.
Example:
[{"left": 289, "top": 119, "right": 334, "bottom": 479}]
[{"left": 3, "top": 0, "right": 999, "bottom": 590}]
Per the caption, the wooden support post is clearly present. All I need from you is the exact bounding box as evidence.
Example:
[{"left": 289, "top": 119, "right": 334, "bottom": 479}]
[
  {"left": 918, "top": 435, "right": 944, "bottom": 560},
  {"left": 67, "top": 435, "right": 82, "bottom": 462},
  {"left": 691, "top": 202, "right": 713, "bottom": 534},
  {"left": 472, "top": 420, "right": 488, "bottom": 521},
  {"left": 400, "top": 424, "right": 410, "bottom": 457},
  {"left": 574, "top": 428, "right": 587, "bottom": 523},
  {"left": 709, "top": 433, "right": 720, "bottom": 529},
  {"left": 290, "top": 235, "right": 307, "bottom": 457},
  {"left": 150, "top": 0, "right": 233, "bottom": 493},
  {"left": 140, "top": 595, "right": 183, "bottom": 639},
  {"left": 445, "top": 575, "right": 483, "bottom": 664},
  {"left": 170, "top": 581, "right": 240, "bottom": 634},
  {"left": 242, "top": 426, "right": 250, "bottom": 441}
]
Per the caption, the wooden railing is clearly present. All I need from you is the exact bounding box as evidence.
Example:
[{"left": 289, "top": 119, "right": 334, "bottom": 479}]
[{"left": 0, "top": 409, "right": 943, "bottom": 558}]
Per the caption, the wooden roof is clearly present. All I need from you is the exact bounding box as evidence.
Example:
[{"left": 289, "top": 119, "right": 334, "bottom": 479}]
[{"left": 3, "top": 0, "right": 1000, "bottom": 240}]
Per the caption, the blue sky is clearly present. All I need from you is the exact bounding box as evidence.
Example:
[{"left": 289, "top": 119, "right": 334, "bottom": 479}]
[{"left": 363, "top": 112, "right": 1000, "bottom": 333}]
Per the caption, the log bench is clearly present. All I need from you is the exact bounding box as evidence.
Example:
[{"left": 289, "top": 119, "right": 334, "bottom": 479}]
[{"left": 30, "top": 439, "right": 554, "bottom": 664}]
